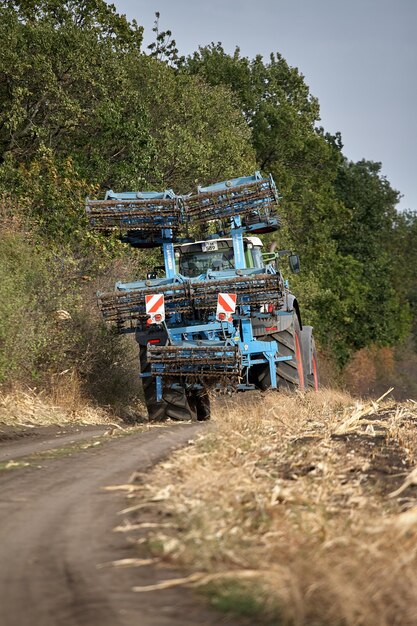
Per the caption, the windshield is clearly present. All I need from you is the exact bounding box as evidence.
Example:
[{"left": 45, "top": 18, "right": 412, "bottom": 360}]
[{"left": 180, "top": 248, "right": 235, "bottom": 277}]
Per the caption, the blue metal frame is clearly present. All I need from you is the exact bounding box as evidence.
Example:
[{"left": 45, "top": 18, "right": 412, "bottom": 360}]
[
  {"left": 105, "top": 173, "right": 290, "bottom": 398},
  {"left": 162, "top": 233, "right": 176, "bottom": 279}
]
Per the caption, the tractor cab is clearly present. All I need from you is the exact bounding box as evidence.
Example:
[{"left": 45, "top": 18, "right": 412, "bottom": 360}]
[{"left": 175, "top": 236, "right": 264, "bottom": 277}]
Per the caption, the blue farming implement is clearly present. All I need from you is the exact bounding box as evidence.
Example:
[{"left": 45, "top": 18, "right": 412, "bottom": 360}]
[{"left": 86, "top": 172, "right": 319, "bottom": 421}]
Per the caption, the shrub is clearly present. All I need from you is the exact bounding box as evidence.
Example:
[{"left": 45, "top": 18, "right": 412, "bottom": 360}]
[{"left": 0, "top": 205, "right": 142, "bottom": 407}]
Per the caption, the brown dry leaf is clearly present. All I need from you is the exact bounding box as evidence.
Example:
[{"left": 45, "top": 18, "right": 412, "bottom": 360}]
[
  {"left": 103, "top": 484, "right": 142, "bottom": 493},
  {"left": 117, "top": 502, "right": 156, "bottom": 515},
  {"left": 389, "top": 506, "right": 417, "bottom": 533},
  {"left": 132, "top": 569, "right": 260, "bottom": 592},
  {"left": 97, "top": 558, "right": 158, "bottom": 569},
  {"left": 53, "top": 309, "right": 72, "bottom": 321},
  {"left": 375, "top": 388, "right": 395, "bottom": 403},
  {"left": 389, "top": 467, "right": 417, "bottom": 498},
  {"left": 158, "top": 536, "right": 181, "bottom": 555},
  {"left": 130, "top": 522, "right": 175, "bottom": 529},
  {"left": 113, "top": 522, "right": 146, "bottom": 533},
  {"left": 132, "top": 573, "right": 204, "bottom": 592},
  {"left": 270, "top": 483, "right": 295, "bottom": 505},
  {"left": 149, "top": 485, "right": 174, "bottom": 501}
]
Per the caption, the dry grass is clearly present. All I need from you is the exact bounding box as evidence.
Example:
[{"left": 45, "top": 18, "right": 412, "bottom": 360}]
[
  {"left": 0, "top": 352, "right": 147, "bottom": 427},
  {"left": 131, "top": 389, "right": 417, "bottom": 625},
  {"left": 0, "top": 383, "right": 113, "bottom": 426}
]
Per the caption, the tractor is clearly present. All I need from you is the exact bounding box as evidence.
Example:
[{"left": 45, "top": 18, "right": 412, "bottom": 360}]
[{"left": 86, "top": 172, "right": 319, "bottom": 421}]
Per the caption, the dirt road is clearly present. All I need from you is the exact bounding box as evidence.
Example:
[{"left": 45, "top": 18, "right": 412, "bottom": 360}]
[{"left": 0, "top": 424, "right": 239, "bottom": 626}]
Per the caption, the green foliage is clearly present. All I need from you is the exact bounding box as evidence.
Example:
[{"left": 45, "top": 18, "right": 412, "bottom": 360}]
[
  {"left": 1, "top": 0, "right": 143, "bottom": 45},
  {"left": 130, "top": 55, "right": 256, "bottom": 191},
  {"left": 206, "top": 580, "right": 275, "bottom": 621},
  {"left": 185, "top": 45, "right": 412, "bottom": 364},
  {"left": 0, "top": 2, "right": 150, "bottom": 188},
  {"left": 0, "top": 1, "right": 414, "bottom": 396},
  {"left": 0, "top": 150, "right": 94, "bottom": 243},
  {"left": 187, "top": 46, "right": 324, "bottom": 185},
  {"left": 334, "top": 160, "right": 399, "bottom": 257},
  {"left": 390, "top": 210, "right": 417, "bottom": 346},
  {"left": 0, "top": 5, "right": 256, "bottom": 204},
  {"left": 0, "top": 2, "right": 257, "bottom": 401},
  {"left": 0, "top": 221, "right": 141, "bottom": 403},
  {"left": 147, "top": 11, "right": 179, "bottom": 65},
  {"left": 331, "top": 160, "right": 411, "bottom": 357}
]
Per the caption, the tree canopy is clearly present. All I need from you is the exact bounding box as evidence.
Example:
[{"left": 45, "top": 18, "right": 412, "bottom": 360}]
[{"left": 0, "top": 3, "right": 414, "bottom": 370}]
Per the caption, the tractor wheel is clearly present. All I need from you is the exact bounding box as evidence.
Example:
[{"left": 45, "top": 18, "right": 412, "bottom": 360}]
[
  {"left": 252, "top": 315, "right": 305, "bottom": 391},
  {"left": 139, "top": 347, "right": 197, "bottom": 421},
  {"left": 188, "top": 390, "right": 211, "bottom": 421},
  {"left": 305, "top": 337, "right": 320, "bottom": 391}
]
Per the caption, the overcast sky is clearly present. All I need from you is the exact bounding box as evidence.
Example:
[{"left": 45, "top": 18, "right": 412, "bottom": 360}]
[{"left": 114, "top": 0, "right": 416, "bottom": 211}]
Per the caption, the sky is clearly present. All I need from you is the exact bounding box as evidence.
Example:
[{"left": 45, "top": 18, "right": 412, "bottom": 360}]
[{"left": 114, "top": 0, "right": 417, "bottom": 211}]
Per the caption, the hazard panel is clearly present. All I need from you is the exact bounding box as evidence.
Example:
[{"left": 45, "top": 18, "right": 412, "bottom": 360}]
[
  {"left": 145, "top": 294, "right": 165, "bottom": 324},
  {"left": 216, "top": 293, "right": 237, "bottom": 322}
]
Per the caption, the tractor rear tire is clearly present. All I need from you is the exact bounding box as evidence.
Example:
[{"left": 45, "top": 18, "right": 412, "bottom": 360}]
[
  {"left": 253, "top": 315, "right": 305, "bottom": 391},
  {"left": 139, "top": 347, "right": 197, "bottom": 421},
  {"left": 188, "top": 390, "right": 211, "bottom": 421}
]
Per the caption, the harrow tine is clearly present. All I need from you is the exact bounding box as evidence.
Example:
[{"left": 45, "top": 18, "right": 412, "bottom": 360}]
[
  {"left": 86, "top": 197, "right": 182, "bottom": 233},
  {"left": 97, "top": 272, "right": 283, "bottom": 331},
  {"left": 191, "top": 273, "right": 283, "bottom": 309},
  {"left": 97, "top": 282, "right": 191, "bottom": 329},
  {"left": 148, "top": 344, "right": 241, "bottom": 384},
  {"left": 183, "top": 178, "right": 278, "bottom": 224}
]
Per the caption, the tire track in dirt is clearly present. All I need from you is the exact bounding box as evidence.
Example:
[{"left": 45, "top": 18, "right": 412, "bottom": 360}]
[{"left": 0, "top": 425, "right": 109, "bottom": 462}]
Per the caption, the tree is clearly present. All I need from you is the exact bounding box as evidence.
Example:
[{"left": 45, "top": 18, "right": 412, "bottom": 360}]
[
  {"left": 0, "top": 3, "right": 256, "bottom": 242},
  {"left": 129, "top": 55, "right": 256, "bottom": 192},
  {"left": 185, "top": 45, "right": 345, "bottom": 261},
  {"left": 185, "top": 45, "right": 411, "bottom": 363},
  {"left": 0, "top": 1, "right": 151, "bottom": 188},
  {"left": 331, "top": 159, "right": 410, "bottom": 353},
  {"left": 391, "top": 210, "right": 417, "bottom": 346},
  {"left": 0, "top": 5, "right": 411, "bottom": 368}
]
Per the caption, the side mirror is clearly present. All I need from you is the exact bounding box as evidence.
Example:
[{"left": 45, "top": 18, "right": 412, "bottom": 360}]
[
  {"left": 147, "top": 265, "right": 165, "bottom": 280},
  {"left": 289, "top": 254, "right": 300, "bottom": 274}
]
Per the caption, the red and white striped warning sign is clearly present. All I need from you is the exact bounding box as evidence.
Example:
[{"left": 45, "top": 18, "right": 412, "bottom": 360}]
[
  {"left": 216, "top": 293, "right": 237, "bottom": 322},
  {"left": 145, "top": 294, "right": 165, "bottom": 323}
]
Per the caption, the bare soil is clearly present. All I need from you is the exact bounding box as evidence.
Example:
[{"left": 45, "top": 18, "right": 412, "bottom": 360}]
[{"left": 0, "top": 423, "right": 245, "bottom": 626}]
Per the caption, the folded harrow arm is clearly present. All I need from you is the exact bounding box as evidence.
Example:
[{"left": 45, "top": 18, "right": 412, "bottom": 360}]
[
  {"left": 98, "top": 270, "right": 284, "bottom": 332},
  {"left": 148, "top": 344, "right": 241, "bottom": 382},
  {"left": 86, "top": 173, "right": 280, "bottom": 243},
  {"left": 86, "top": 197, "right": 181, "bottom": 233},
  {"left": 98, "top": 281, "right": 191, "bottom": 331},
  {"left": 183, "top": 175, "right": 279, "bottom": 225}
]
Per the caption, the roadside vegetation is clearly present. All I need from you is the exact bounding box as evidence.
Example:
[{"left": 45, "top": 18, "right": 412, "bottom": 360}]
[
  {"left": 130, "top": 390, "right": 417, "bottom": 625},
  {"left": 1, "top": 3, "right": 417, "bottom": 623},
  {"left": 0, "top": 386, "right": 115, "bottom": 428},
  {"left": 0, "top": 0, "right": 416, "bottom": 422}
]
